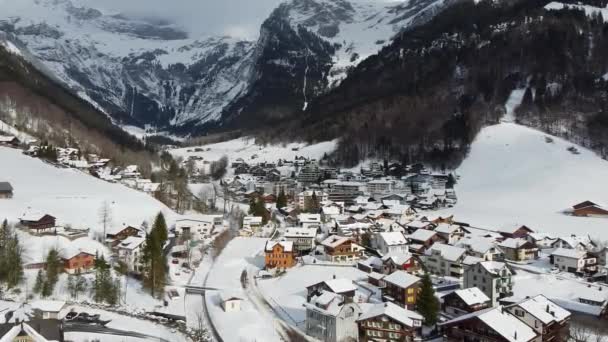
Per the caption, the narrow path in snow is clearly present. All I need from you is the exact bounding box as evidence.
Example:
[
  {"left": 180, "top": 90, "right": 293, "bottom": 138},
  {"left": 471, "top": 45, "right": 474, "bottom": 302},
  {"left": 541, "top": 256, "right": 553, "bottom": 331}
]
[{"left": 502, "top": 88, "right": 525, "bottom": 122}]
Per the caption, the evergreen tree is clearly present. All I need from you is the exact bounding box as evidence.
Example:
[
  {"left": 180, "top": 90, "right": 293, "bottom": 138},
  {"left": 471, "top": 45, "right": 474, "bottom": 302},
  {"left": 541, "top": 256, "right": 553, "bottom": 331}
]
[
  {"left": 311, "top": 191, "right": 320, "bottom": 212},
  {"left": 93, "top": 255, "right": 118, "bottom": 304},
  {"left": 142, "top": 214, "right": 168, "bottom": 298},
  {"left": 152, "top": 212, "right": 168, "bottom": 243},
  {"left": 417, "top": 272, "right": 440, "bottom": 326},
  {"left": 33, "top": 270, "right": 45, "bottom": 294},
  {"left": 4, "top": 233, "right": 23, "bottom": 288},
  {"left": 276, "top": 187, "right": 287, "bottom": 209}
]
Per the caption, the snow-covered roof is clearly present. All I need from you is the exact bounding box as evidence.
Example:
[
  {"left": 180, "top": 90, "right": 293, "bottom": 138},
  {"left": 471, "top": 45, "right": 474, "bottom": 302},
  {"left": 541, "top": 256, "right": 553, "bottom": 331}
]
[
  {"left": 383, "top": 271, "right": 420, "bottom": 289},
  {"left": 427, "top": 243, "right": 466, "bottom": 262},
  {"left": 284, "top": 227, "right": 317, "bottom": 238},
  {"left": 453, "top": 288, "right": 490, "bottom": 306},
  {"left": 434, "top": 223, "right": 460, "bottom": 234},
  {"left": 306, "top": 292, "right": 350, "bottom": 317},
  {"left": 0, "top": 322, "right": 50, "bottom": 342},
  {"left": 441, "top": 307, "right": 538, "bottom": 342},
  {"left": 324, "top": 278, "right": 357, "bottom": 294},
  {"left": 515, "top": 295, "right": 571, "bottom": 324},
  {"left": 244, "top": 216, "right": 263, "bottom": 224},
  {"left": 220, "top": 291, "right": 243, "bottom": 303},
  {"left": 321, "top": 235, "right": 351, "bottom": 248},
  {"left": 458, "top": 236, "right": 499, "bottom": 254},
  {"left": 117, "top": 236, "right": 145, "bottom": 250},
  {"left": 265, "top": 240, "right": 293, "bottom": 252},
  {"left": 29, "top": 300, "right": 66, "bottom": 313},
  {"left": 379, "top": 232, "right": 407, "bottom": 246},
  {"left": 298, "top": 213, "right": 321, "bottom": 222},
  {"left": 499, "top": 238, "right": 533, "bottom": 249},
  {"left": 408, "top": 229, "right": 436, "bottom": 242},
  {"left": 0, "top": 135, "right": 18, "bottom": 142},
  {"left": 358, "top": 256, "right": 383, "bottom": 268},
  {"left": 479, "top": 261, "right": 508, "bottom": 275},
  {"left": 463, "top": 255, "right": 485, "bottom": 266},
  {"left": 496, "top": 224, "right": 533, "bottom": 235},
  {"left": 381, "top": 251, "right": 412, "bottom": 265},
  {"left": 358, "top": 302, "right": 420, "bottom": 327},
  {"left": 551, "top": 248, "right": 585, "bottom": 259}
]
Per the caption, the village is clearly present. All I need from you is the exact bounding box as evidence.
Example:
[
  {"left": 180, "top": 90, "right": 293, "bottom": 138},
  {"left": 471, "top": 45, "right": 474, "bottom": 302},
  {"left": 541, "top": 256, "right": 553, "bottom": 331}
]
[{"left": 1, "top": 129, "right": 608, "bottom": 342}]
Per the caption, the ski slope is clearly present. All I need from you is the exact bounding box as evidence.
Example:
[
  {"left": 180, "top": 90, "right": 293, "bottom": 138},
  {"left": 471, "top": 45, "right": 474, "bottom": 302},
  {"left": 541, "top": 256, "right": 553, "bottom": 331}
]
[
  {"left": 0, "top": 147, "right": 176, "bottom": 233},
  {"left": 436, "top": 122, "right": 608, "bottom": 241}
]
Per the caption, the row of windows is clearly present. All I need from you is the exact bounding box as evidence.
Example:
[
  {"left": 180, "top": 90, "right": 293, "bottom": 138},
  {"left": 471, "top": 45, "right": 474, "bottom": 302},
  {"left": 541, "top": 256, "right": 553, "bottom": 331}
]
[
  {"left": 364, "top": 321, "right": 402, "bottom": 330},
  {"left": 366, "top": 330, "right": 402, "bottom": 339}
]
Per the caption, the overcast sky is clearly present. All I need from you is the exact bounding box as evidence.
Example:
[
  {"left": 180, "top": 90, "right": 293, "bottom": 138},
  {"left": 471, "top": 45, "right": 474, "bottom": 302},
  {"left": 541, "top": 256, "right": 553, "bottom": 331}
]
[{"left": 79, "top": 0, "right": 286, "bottom": 39}]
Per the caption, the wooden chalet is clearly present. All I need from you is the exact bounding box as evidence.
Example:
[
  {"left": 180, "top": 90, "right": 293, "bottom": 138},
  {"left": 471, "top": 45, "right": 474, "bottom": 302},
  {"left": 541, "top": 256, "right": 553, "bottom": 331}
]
[
  {"left": 571, "top": 201, "right": 608, "bottom": 217},
  {"left": 382, "top": 271, "right": 421, "bottom": 310},
  {"left": 19, "top": 213, "right": 56, "bottom": 231}
]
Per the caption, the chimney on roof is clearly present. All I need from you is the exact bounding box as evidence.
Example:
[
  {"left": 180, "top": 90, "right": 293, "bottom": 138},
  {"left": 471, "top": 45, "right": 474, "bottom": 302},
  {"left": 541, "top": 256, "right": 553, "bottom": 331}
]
[
  {"left": 546, "top": 304, "right": 550, "bottom": 313},
  {"left": 514, "top": 331, "right": 518, "bottom": 340},
  {"left": 333, "top": 274, "right": 336, "bottom": 279}
]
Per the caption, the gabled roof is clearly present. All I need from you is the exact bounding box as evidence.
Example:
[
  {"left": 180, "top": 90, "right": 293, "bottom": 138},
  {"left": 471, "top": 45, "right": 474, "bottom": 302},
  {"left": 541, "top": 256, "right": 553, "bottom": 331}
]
[
  {"left": 440, "top": 307, "right": 537, "bottom": 342},
  {"left": 379, "top": 232, "right": 407, "bottom": 246},
  {"left": 452, "top": 288, "right": 490, "bottom": 306},
  {"left": 499, "top": 238, "right": 536, "bottom": 250},
  {"left": 427, "top": 243, "right": 466, "bottom": 262},
  {"left": 381, "top": 251, "right": 412, "bottom": 265},
  {"left": 434, "top": 223, "right": 460, "bottom": 234},
  {"left": 478, "top": 261, "right": 509, "bottom": 275},
  {"left": 550, "top": 248, "right": 585, "bottom": 259},
  {"left": 408, "top": 229, "right": 437, "bottom": 242},
  {"left": 265, "top": 240, "right": 293, "bottom": 252},
  {"left": 514, "top": 295, "right": 571, "bottom": 324},
  {"left": 324, "top": 278, "right": 357, "bottom": 293},
  {"left": 357, "top": 302, "right": 421, "bottom": 327},
  {"left": 383, "top": 271, "right": 420, "bottom": 289},
  {"left": 572, "top": 200, "right": 600, "bottom": 210},
  {"left": 284, "top": 227, "right": 317, "bottom": 238},
  {"left": 321, "top": 235, "right": 351, "bottom": 249}
]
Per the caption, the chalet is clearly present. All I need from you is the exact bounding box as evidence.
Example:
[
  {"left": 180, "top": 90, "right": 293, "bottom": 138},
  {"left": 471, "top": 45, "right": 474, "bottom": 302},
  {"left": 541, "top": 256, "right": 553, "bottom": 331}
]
[
  {"left": 405, "top": 220, "right": 435, "bottom": 233},
  {"left": 498, "top": 238, "right": 539, "bottom": 262},
  {"left": 571, "top": 201, "right": 608, "bottom": 217},
  {"left": 525, "top": 233, "right": 557, "bottom": 249},
  {"left": 407, "top": 229, "right": 442, "bottom": 252},
  {"left": 382, "top": 271, "right": 421, "bottom": 309},
  {"left": 496, "top": 224, "right": 535, "bottom": 239},
  {"left": 376, "top": 232, "right": 409, "bottom": 255},
  {"left": 505, "top": 295, "right": 571, "bottom": 342},
  {"left": 381, "top": 252, "right": 422, "bottom": 274},
  {"left": 320, "top": 235, "right": 364, "bottom": 263},
  {"left": 551, "top": 235, "right": 595, "bottom": 251},
  {"left": 62, "top": 250, "right": 96, "bottom": 274},
  {"left": 106, "top": 225, "right": 141, "bottom": 247},
  {"left": 305, "top": 291, "right": 361, "bottom": 342},
  {"left": 0, "top": 182, "right": 13, "bottom": 199},
  {"left": 19, "top": 213, "right": 56, "bottom": 231},
  {"left": 265, "top": 169, "right": 281, "bottom": 182},
  {"left": 357, "top": 302, "right": 422, "bottom": 342},
  {"left": 424, "top": 243, "right": 467, "bottom": 278},
  {"left": 458, "top": 237, "right": 504, "bottom": 261},
  {"left": 306, "top": 277, "right": 357, "bottom": 303},
  {"left": 442, "top": 288, "right": 491, "bottom": 316},
  {"left": 0, "top": 135, "right": 20, "bottom": 147},
  {"left": 440, "top": 306, "right": 540, "bottom": 342},
  {"left": 550, "top": 248, "right": 597, "bottom": 275},
  {"left": 234, "top": 164, "right": 250, "bottom": 175},
  {"left": 434, "top": 223, "right": 465, "bottom": 244},
  {"left": 264, "top": 240, "right": 296, "bottom": 269}
]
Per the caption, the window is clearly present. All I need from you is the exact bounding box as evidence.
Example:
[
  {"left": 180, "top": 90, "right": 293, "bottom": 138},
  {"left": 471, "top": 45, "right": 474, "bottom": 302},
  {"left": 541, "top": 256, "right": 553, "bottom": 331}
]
[
  {"left": 407, "top": 288, "right": 414, "bottom": 294},
  {"left": 407, "top": 296, "right": 414, "bottom": 303},
  {"left": 515, "top": 309, "right": 524, "bottom": 317}
]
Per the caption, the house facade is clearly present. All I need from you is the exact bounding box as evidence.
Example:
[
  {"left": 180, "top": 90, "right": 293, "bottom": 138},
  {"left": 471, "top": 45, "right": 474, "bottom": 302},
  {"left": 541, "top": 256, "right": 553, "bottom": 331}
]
[
  {"left": 305, "top": 292, "right": 361, "bottom": 342},
  {"left": 264, "top": 241, "right": 296, "bottom": 269},
  {"left": 357, "top": 302, "right": 422, "bottom": 342},
  {"left": 442, "top": 287, "right": 491, "bottom": 316},
  {"left": 463, "top": 261, "right": 513, "bottom": 306},
  {"left": 377, "top": 232, "right": 409, "bottom": 255},
  {"left": 498, "top": 238, "right": 539, "bottom": 262},
  {"left": 283, "top": 228, "right": 317, "bottom": 254},
  {"left": 424, "top": 243, "right": 467, "bottom": 278},
  {"left": 382, "top": 271, "right": 421, "bottom": 310},
  {"left": 62, "top": 251, "right": 96, "bottom": 274},
  {"left": 550, "top": 248, "right": 597, "bottom": 274},
  {"left": 321, "top": 236, "right": 364, "bottom": 263},
  {"left": 505, "top": 295, "right": 571, "bottom": 342}
]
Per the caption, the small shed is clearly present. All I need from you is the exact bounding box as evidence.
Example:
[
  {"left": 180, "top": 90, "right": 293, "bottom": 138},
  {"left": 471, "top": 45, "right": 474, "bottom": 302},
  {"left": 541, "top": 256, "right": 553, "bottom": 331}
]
[
  {"left": 30, "top": 300, "right": 66, "bottom": 319},
  {"left": 0, "top": 182, "right": 13, "bottom": 199},
  {"left": 220, "top": 292, "right": 243, "bottom": 312}
]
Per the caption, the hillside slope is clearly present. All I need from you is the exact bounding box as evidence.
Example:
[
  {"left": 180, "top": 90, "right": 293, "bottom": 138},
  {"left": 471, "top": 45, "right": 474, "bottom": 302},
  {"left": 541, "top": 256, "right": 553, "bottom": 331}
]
[
  {"left": 437, "top": 122, "right": 608, "bottom": 240},
  {"left": 0, "top": 147, "right": 175, "bottom": 234}
]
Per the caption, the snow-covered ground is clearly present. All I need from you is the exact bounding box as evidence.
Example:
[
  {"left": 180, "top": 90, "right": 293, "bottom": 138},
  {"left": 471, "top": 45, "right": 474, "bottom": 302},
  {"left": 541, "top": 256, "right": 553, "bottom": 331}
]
[
  {"left": 502, "top": 89, "right": 525, "bottom": 123},
  {"left": 204, "top": 237, "right": 282, "bottom": 342},
  {"left": 0, "top": 147, "right": 176, "bottom": 235},
  {"left": 434, "top": 122, "right": 608, "bottom": 241},
  {"left": 171, "top": 138, "right": 337, "bottom": 165},
  {"left": 545, "top": 2, "right": 608, "bottom": 22}
]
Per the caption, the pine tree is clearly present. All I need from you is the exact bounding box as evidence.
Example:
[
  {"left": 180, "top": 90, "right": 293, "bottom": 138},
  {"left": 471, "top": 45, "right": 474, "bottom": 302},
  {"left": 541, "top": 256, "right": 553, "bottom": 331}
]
[
  {"left": 142, "top": 215, "right": 168, "bottom": 298},
  {"left": 276, "top": 187, "right": 287, "bottom": 209},
  {"left": 33, "top": 270, "right": 45, "bottom": 294},
  {"left": 4, "top": 233, "right": 23, "bottom": 288},
  {"left": 152, "top": 212, "right": 168, "bottom": 243},
  {"left": 417, "top": 272, "right": 440, "bottom": 326}
]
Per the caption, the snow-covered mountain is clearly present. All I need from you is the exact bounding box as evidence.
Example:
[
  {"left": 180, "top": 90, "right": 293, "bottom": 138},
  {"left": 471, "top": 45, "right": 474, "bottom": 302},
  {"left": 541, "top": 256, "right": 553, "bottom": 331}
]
[{"left": 0, "top": 0, "right": 448, "bottom": 135}]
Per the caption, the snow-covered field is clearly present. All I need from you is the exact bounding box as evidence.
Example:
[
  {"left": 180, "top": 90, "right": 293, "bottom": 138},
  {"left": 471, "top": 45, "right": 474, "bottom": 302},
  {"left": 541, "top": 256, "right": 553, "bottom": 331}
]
[
  {"left": 204, "top": 237, "right": 282, "bottom": 342},
  {"left": 171, "top": 138, "right": 337, "bottom": 165},
  {"left": 0, "top": 147, "right": 176, "bottom": 234},
  {"left": 435, "top": 122, "right": 608, "bottom": 241}
]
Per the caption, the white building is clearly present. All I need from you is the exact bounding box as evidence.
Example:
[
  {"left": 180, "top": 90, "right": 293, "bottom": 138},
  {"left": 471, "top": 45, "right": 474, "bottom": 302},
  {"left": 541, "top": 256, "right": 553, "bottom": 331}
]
[
  {"left": 30, "top": 300, "right": 66, "bottom": 319},
  {"left": 463, "top": 261, "right": 513, "bottom": 306},
  {"left": 305, "top": 292, "right": 361, "bottom": 342},
  {"left": 424, "top": 243, "right": 467, "bottom": 278},
  {"left": 366, "top": 180, "right": 393, "bottom": 194},
  {"left": 550, "top": 248, "right": 597, "bottom": 274},
  {"left": 376, "top": 232, "right": 409, "bottom": 255},
  {"left": 175, "top": 215, "right": 223, "bottom": 241},
  {"left": 243, "top": 216, "right": 264, "bottom": 231},
  {"left": 297, "top": 190, "right": 329, "bottom": 208},
  {"left": 298, "top": 213, "right": 322, "bottom": 229},
  {"left": 505, "top": 295, "right": 571, "bottom": 337},
  {"left": 220, "top": 292, "right": 243, "bottom": 312},
  {"left": 284, "top": 227, "right": 317, "bottom": 253},
  {"left": 116, "top": 236, "right": 146, "bottom": 273},
  {"left": 434, "top": 223, "right": 465, "bottom": 245}
]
